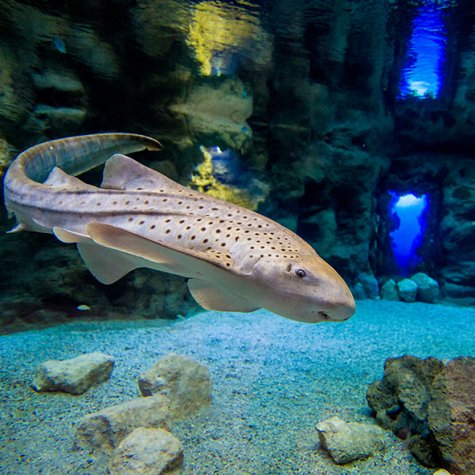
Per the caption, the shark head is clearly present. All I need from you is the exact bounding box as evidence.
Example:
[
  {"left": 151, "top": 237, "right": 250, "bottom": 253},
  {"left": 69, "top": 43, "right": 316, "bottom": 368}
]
[{"left": 251, "top": 253, "right": 355, "bottom": 323}]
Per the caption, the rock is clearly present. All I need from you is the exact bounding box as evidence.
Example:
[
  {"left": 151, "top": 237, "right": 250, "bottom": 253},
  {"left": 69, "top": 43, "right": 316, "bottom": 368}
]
[
  {"left": 351, "top": 282, "right": 366, "bottom": 300},
  {"left": 75, "top": 395, "right": 170, "bottom": 452},
  {"left": 410, "top": 273, "right": 440, "bottom": 303},
  {"left": 138, "top": 353, "right": 212, "bottom": 418},
  {"left": 397, "top": 278, "right": 418, "bottom": 302},
  {"left": 27, "top": 104, "right": 86, "bottom": 137},
  {"left": 32, "top": 352, "right": 114, "bottom": 395},
  {"left": 315, "top": 416, "right": 387, "bottom": 464},
  {"left": 428, "top": 357, "right": 475, "bottom": 475},
  {"left": 32, "top": 71, "right": 85, "bottom": 95},
  {"left": 108, "top": 427, "right": 183, "bottom": 475},
  {"left": 366, "top": 355, "right": 444, "bottom": 433},
  {"left": 169, "top": 78, "right": 253, "bottom": 152},
  {"left": 367, "top": 355, "right": 475, "bottom": 471},
  {"left": 356, "top": 272, "right": 380, "bottom": 299},
  {"left": 381, "top": 279, "right": 399, "bottom": 301}
]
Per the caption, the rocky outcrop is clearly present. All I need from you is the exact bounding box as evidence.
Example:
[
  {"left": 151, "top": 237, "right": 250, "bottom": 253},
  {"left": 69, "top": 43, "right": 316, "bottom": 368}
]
[
  {"left": 75, "top": 395, "right": 170, "bottom": 452},
  {"left": 315, "top": 416, "right": 387, "bottom": 464},
  {"left": 108, "top": 427, "right": 183, "bottom": 475},
  {"left": 32, "top": 352, "right": 114, "bottom": 395},
  {"left": 429, "top": 357, "right": 475, "bottom": 475},
  {"left": 138, "top": 353, "right": 212, "bottom": 418},
  {"left": 367, "top": 355, "right": 475, "bottom": 473}
]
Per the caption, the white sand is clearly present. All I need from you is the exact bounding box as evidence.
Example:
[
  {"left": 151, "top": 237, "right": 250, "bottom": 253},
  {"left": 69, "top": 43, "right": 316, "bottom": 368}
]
[{"left": 0, "top": 299, "right": 473, "bottom": 474}]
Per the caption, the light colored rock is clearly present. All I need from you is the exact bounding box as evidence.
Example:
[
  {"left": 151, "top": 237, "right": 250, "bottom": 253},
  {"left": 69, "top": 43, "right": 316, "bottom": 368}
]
[
  {"left": 138, "top": 353, "right": 212, "bottom": 418},
  {"left": 32, "top": 351, "right": 114, "bottom": 395},
  {"left": 169, "top": 78, "right": 253, "bottom": 152},
  {"left": 397, "top": 278, "right": 418, "bottom": 302},
  {"left": 315, "top": 416, "right": 387, "bottom": 464},
  {"left": 75, "top": 395, "right": 170, "bottom": 452},
  {"left": 381, "top": 279, "right": 399, "bottom": 301},
  {"left": 410, "top": 272, "right": 440, "bottom": 303},
  {"left": 108, "top": 427, "right": 183, "bottom": 475}
]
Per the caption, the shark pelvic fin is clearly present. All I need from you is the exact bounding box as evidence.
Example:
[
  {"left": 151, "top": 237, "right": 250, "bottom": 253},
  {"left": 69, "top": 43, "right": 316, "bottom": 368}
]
[
  {"left": 101, "top": 154, "right": 188, "bottom": 193},
  {"left": 86, "top": 223, "right": 177, "bottom": 266},
  {"left": 6, "top": 223, "right": 28, "bottom": 233},
  {"left": 187, "top": 279, "right": 259, "bottom": 312}
]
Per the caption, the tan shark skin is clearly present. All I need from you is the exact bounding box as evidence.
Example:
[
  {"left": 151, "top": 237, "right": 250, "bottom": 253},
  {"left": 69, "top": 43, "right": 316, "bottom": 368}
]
[{"left": 3, "top": 133, "right": 355, "bottom": 323}]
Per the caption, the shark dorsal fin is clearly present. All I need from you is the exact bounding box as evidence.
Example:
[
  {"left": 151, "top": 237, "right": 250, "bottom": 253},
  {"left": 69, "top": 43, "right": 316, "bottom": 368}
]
[
  {"left": 44, "top": 167, "right": 97, "bottom": 190},
  {"left": 101, "top": 154, "right": 187, "bottom": 192}
]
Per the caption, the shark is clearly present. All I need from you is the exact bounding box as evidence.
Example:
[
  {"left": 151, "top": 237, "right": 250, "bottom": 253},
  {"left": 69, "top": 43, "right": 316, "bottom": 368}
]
[{"left": 3, "top": 133, "right": 355, "bottom": 323}]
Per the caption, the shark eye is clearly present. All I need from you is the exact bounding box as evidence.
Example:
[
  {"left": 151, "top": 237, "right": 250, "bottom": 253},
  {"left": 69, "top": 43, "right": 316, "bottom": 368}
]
[{"left": 295, "top": 268, "right": 306, "bottom": 278}]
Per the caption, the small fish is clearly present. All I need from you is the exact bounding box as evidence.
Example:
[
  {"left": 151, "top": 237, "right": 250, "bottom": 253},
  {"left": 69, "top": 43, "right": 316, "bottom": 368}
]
[
  {"left": 52, "top": 37, "right": 67, "bottom": 54},
  {"left": 3, "top": 133, "right": 355, "bottom": 323}
]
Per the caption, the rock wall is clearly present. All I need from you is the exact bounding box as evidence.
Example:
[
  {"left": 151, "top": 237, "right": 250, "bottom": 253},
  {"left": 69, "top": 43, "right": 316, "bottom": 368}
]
[{"left": 0, "top": 0, "right": 474, "bottom": 327}]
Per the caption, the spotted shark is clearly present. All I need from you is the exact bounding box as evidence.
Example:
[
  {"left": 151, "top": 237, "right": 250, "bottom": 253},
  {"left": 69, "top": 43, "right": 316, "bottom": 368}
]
[{"left": 3, "top": 133, "right": 355, "bottom": 323}]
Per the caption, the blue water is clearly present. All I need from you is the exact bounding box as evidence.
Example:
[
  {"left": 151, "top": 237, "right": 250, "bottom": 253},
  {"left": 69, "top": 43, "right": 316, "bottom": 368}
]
[
  {"left": 390, "top": 193, "right": 428, "bottom": 275},
  {"left": 399, "top": 3, "right": 447, "bottom": 98}
]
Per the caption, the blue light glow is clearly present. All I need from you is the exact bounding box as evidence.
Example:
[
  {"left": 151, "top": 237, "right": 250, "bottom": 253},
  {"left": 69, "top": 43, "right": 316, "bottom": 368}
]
[
  {"left": 389, "top": 192, "right": 428, "bottom": 274},
  {"left": 399, "top": 3, "right": 446, "bottom": 98}
]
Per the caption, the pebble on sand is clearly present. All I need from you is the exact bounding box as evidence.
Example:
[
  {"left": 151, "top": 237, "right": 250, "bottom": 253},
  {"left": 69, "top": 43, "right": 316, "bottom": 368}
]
[
  {"left": 108, "top": 427, "right": 183, "bottom": 475},
  {"left": 31, "top": 351, "right": 114, "bottom": 395},
  {"left": 75, "top": 394, "right": 171, "bottom": 452},
  {"left": 138, "top": 353, "right": 212, "bottom": 418},
  {"left": 315, "top": 416, "right": 387, "bottom": 464}
]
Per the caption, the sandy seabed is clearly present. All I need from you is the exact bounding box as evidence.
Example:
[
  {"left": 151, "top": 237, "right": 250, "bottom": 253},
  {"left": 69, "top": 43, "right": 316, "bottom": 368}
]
[{"left": 0, "top": 299, "right": 473, "bottom": 475}]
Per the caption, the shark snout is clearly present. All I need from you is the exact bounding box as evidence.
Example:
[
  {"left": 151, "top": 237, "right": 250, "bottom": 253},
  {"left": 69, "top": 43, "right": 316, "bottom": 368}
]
[
  {"left": 316, "top": 267, "right": 356, "bottom": 322},
  {"left": 318, "top": 293, "right": 355, "bottom": 322}
]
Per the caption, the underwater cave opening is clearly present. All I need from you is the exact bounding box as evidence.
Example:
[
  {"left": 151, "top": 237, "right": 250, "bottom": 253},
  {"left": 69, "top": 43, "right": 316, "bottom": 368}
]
[
  {"left": 389, "top": 191, "right": 428, "bottom": 276},
  {"left": 398, "top": 1, "right": 448, "bottom": 99}
]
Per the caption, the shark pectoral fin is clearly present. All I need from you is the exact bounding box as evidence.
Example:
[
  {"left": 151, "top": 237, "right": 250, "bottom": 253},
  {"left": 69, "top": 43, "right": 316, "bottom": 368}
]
[
  {"left": 187, "top": 279, "right": 260, "bottom": 313},
  {"left": 53, "top": 227, "right": 90, "bottom": 243},
  {"left": 101, "top": 154, "right": 190, "bottom": 193},
  {"left": 87, "top": 223, "right": 234, "bottom": 277},
  {"left": 77, "top": 242, "right": 144, "bottom": 284},
  {"left": 44, "top": 167, "right": 97, "bottom": 190},
  {"left": 86, "top": 223, "right": 177, "bottom": 266}
]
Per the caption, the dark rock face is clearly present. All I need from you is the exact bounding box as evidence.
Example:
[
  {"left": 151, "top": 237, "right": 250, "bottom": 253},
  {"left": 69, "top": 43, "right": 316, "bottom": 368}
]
[
  {"left": 429, "top": 357, "right": 475, "bottom": 475},
  {"left": 0, "top": 233, "right": 199, "bottom": 331},
  {"left": 367, "top": 355, "right": 475, "bottom": 474},
  {"left": 1, "top": 0, "right": 475, "bottom": 327}
]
